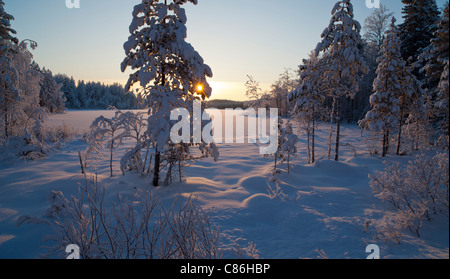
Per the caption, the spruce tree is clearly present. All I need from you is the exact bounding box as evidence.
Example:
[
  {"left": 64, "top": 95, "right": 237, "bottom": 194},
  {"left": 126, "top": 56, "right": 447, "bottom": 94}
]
[
  {"left": 360, "top": 18, "right": 423, "bottom": 156},
  {"left": 437, "top": 60, "right": 449, "bottom": 146},
  {"left": 399, "top": 0, "right": 440, "bottom": 73},
  {"left": 315, "top": 0, "right": 367, "bottom": 161},
  {"left": 419, "top": 3, "right": 449, "bottom": 146},
  {"left": 419, "top": 2, "right": 449, "bottom": 91}
]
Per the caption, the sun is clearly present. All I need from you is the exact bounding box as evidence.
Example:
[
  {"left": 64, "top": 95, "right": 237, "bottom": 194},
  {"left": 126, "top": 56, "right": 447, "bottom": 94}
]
[{"left": 197, "top": 84, "right": 204, "bottom": 92}]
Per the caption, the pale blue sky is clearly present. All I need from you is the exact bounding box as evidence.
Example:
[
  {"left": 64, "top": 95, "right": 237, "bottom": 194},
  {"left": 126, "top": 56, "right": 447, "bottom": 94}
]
[{"left": 5, "top": 0, "right": 448, "bottom": 100}]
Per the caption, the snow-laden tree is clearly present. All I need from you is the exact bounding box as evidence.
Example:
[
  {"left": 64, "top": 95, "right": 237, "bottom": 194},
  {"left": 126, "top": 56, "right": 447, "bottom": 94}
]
[
  {"left": 360, "top": 18, "right": 424, "bottom": 156},
  {"left": 0, "top": 1, "right": 18, "bottom": 138},
  {"left": 419, "top": 3, "right": 449, "bottom": 147},
  {"left": 88, "top": 112, "right": 130, "bottom": 177},
  {"left": 1, "top": 40, "right": 42, "bottom": 138},
  {"left": 315, "top": 0, "right": 368, "bottom": 161},
  {"left": 399, "top": 0, "right": 440, "bottom": 76},
  {"left": 265, "top": 119, "right": 285, "bottom": 180},
  {"left": 121, "top": 0, "right": 212, "bottom": 97},
  {"left": 359, "top": 17, "right": 402, "bottom": 157},
  {"left": 121, "top": 0, "right": 216, "bottom": 186},
  {"left": 289, "top": 51, "right": 325, "bottom": 164},
  {"left": 0, "top": 41, "right": 18, "bottom": 138},
  {"left": 280, "top": 120, "right": 298, "bottom": 173},
  {"left": 15, "top": 42, "right": 43, "bottom": 132},
  {"left": 0, "top": 0, "right": 18, "bottom": 44},
  {"left": 270, "top": 69, "right": 297, "bottom": 117},
  {"left": 418, "top": 2, "right": 449, "bottom": 93},
  {"left": 401, "top": 70, "right": 427, "bottom": 153},
  {"left": 264, "top": 118, "right": 298, "bottom": 181},
  {"left": 437, "top": 59, "right": 449, "bottom": 146},
  {"left": 38, "top": 68, "right": 66, "bottom": 113}
]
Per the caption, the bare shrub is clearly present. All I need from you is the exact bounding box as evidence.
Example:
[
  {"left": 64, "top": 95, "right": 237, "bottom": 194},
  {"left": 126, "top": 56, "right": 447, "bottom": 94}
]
[
  {"left": 17, "top": 175, "right": 222, "bottom": 259},
  {"left": 370, "top": 152, "right": 449, "bottom": 240}
]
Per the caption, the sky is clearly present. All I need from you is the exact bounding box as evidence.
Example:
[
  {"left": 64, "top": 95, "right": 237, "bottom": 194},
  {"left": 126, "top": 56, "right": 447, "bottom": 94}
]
[{"left": 5, "top": 0, "right": 449, "bottom": 101}]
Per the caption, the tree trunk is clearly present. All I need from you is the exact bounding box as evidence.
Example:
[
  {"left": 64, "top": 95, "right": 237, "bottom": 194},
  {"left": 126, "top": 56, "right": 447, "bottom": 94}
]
[
  {"left": 382, "top": 129, "right": 387, "bottom": 157},
  {"left": 153, "top": 65, "right": 166, "bottom": 187},
  {"left": 385, "top": 129, "right": 391, "bottom": 155},
  {"left": 306, "top": 120, "right": 311, "bottom": 164},
  {"left": 351, "top": 98, "right": 354, "bottom": 123},
  {"left": 287, "top": 154, "right": 290, "bottom": 174},
  {"left": 334, "top": 96, "right": 341, "bottom": 162},
  {"left": 312, "top": 113, "right": 316, "bottom": 164},
  {"left": 396, "top": 98, "right": 405, "bottom": 155},
  {"left": 328, "top": 98, "right": 336, "bottom": 160},
  {"left": 179, "top": 159, "right": 182, "bottom": 182},
  {"left": 153, "top": 150, "right": 160, "bottom": 187},
  {"left": 3, "top": 82, "right": 8, "bottom": 138},
  {"left": 4, "top": 108, "right": 8, "bottom": 138},
  {"left": 110, "top": 134, "right": 114, "bottom": 177},
  {"left": 274, "top": 154, "right": 277, "bottom": 174},
  {"left": 143, "top": 146, "right": 150, "bottom": 174}
]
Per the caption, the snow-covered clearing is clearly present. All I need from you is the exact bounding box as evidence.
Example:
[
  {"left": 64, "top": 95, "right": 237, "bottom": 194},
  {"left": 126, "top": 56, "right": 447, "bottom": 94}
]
[{"left": 0, "top": 110, "right": 448, "bottom": 259}]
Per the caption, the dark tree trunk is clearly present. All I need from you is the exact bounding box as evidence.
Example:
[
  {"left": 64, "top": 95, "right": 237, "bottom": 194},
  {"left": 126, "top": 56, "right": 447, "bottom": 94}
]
[
  {"left": 4, "top": 108, "right": 8, "bottom": 138},
  {"left": 396, "top": 97, "right": 405, "bottom": 155},
  {"left": 312, "top": 112, "right": 316, "bottom": 164},
  {"left": 382, "top": 129, "right": 387, "bottom": 157},
  {"left": 335, "top": 96, "right": 341, "bottom": 162},
  {"left": 152, "top": 63, "right": 167, "bottom": 187},
  {"left": 328, "top": 98, "right": 336, "bottom": 160},
  {"left": 153, "top": 149, "right": 160, "bottom": 187}
]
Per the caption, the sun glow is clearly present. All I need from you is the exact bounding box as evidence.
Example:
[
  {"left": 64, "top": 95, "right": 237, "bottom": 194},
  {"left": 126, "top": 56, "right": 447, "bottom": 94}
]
[
  {"left": 209, "top": 81, "right": 248, "bottom": 101},
  {"left": 197, "top": 84, "right": 204, "bottom": 92}
]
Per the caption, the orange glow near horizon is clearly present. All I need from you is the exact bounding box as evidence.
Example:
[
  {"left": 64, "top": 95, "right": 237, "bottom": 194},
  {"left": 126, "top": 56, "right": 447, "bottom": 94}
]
[{"left": 95, "top": 79, "right": 261, "bottom": 102}]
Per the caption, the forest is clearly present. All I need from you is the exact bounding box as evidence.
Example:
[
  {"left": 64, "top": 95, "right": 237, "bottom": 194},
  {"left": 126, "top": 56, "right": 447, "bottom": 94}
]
[{"left": 0, "top": 0, "right": 448, "bottom": 260}]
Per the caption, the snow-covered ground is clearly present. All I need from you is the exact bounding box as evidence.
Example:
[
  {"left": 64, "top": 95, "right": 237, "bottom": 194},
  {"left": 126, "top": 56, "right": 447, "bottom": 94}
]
[{"left": 0, "top": 110, "right": 448, "bottom": 259}]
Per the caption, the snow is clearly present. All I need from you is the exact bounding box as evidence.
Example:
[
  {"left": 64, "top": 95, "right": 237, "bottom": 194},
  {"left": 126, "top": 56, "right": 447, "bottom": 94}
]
[{"left": 0, "top": 110, "right": 448, "bottom": 259}]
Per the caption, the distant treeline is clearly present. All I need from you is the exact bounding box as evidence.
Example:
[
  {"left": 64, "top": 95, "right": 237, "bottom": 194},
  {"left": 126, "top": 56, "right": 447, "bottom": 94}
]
[
  {"left": 55, "top": 73, "right": 249, "bottom": 111},
  {"left": 204, "top": 99, "right": 248, "bottom": 109},
  {"left": 54, "top": 74, "right": 147, "bottom": 110}
]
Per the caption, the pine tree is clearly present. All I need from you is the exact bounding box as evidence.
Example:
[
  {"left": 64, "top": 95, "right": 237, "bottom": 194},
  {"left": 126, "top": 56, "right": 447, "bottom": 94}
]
[
  {"left": 0, "top": 0, "right": 18, "bottom": 44},
  {"left": 419, "top": 2, "right": 449, "bottom": 146},
  {"left": 315, "top": 0, "right": 367, "bottom": 161},
  {"left": 437, "top": 59, "right": 449, "bottom": 146},
  {"left": 419, "top": 2, "right": 449, "bottom": 92},
  {"left": 121, "top": 0, "right": 212, "bottom": 97},
  {"left": 360, "top": 18, "right": 423, "bottom": 156},
  {"left": 121, "top": 0, "right": 214, "bottom": 186}
]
